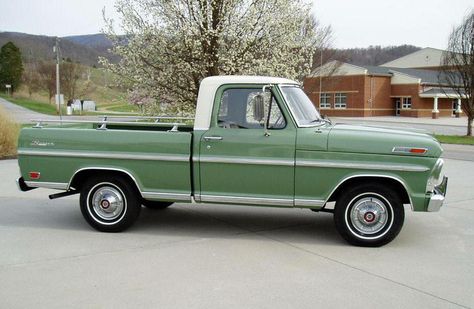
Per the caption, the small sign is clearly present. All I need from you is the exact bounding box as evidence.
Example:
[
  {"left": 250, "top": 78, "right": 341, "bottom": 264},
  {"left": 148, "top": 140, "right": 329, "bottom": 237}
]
[{"left": 5, "top": 84, "right": 11, "bottom": 88}]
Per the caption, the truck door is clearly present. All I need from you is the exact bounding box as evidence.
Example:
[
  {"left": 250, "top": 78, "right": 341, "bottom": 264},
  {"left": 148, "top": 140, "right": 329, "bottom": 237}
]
[{"left": 198, "top": 86, "right": 296, "bottom": 206}]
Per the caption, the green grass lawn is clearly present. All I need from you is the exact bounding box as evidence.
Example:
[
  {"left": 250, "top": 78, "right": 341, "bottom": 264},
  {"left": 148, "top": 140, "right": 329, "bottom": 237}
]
[
  {"left": 435, "top": 135, "right": 474, "bottom": 146},
  {"left": 0, "top": 93, "right": 59, "bottom": 115}
]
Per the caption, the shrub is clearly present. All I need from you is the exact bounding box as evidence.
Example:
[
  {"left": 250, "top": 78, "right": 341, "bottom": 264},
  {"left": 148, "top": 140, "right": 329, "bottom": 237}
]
[{"left": 0, "top": 106, "right": 19, "bottom": 158}]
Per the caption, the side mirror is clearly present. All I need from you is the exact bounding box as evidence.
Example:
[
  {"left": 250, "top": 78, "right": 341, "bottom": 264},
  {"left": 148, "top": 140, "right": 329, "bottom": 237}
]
[{"left": 252, "top": 94, "right": 265, "bottom": 122}]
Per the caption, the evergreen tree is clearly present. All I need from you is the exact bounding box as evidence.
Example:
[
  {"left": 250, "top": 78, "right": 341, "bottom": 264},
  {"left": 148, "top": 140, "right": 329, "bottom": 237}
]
[{"left": 0, "top": 42, "right": 24, "bottom": 93}]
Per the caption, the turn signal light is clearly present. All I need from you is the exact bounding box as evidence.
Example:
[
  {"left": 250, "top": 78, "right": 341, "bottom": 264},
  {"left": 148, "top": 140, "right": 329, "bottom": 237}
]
[
  {"left": 29, "top": 172, "right": 41, "bottom": 180},
  {"left": 409, "top": 148, "right": 427, "bottom": 154}
]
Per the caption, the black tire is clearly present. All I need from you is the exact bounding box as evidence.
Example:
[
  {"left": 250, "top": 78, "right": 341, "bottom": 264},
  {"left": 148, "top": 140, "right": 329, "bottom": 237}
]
[
  {"left": 334, "top": 184, "right": 404, "bottom": 247},
  {"left": 142, "top": 200, "right": 174, "bottom": 210},
  {"left": 79, "top": 175, "right": 141, "bottom": 232}
]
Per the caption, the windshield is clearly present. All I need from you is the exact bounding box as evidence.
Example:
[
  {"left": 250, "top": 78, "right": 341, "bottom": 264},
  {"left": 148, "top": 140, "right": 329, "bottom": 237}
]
[{"left": 279, "top": 85, "right": 322, "bottom": 126}]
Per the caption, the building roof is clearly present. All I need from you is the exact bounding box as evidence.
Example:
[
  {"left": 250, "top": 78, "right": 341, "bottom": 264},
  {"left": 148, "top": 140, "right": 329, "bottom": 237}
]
[
  {"left": 389, "top": 68, "right": 440, "bottom": 84},
  {"left": 380, "top": 47, "right": 446, "bottom": 68},
  {"left": 311, "top": 61, "right": 461, "bottom": 85},
  {"left": 419, "top": 87, "right": 467, "bottom": 99}
]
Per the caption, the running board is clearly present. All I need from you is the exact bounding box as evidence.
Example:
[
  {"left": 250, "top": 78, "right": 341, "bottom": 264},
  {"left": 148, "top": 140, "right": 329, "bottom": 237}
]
[{"left": 49, "top": 190, "right": 79, "bottom": 200}]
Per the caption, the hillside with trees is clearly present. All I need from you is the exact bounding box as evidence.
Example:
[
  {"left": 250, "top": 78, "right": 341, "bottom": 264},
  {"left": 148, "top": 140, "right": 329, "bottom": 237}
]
[
  {"left": 0, "top": 32, "right": 113, "bottom": 66},
  {"left": 333, "top": 45, "right": 422, "bottom": 66},
  {"left": 1, "top": 32, "right": 422, "bottom": 68}
]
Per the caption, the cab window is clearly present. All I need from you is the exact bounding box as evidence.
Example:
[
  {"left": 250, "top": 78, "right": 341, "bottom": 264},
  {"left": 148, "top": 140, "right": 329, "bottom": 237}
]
[{"left": 217, "top": 88, "right": 286, "bottom": 129}]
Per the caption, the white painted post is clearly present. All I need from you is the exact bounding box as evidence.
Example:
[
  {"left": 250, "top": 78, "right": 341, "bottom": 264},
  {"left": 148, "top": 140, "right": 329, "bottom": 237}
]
[
  {"left": 432, "top": 96, "right": 439, "bottom": 119},
  {"left": 456, "top": 98, "right": 462, "bottom": 115}
]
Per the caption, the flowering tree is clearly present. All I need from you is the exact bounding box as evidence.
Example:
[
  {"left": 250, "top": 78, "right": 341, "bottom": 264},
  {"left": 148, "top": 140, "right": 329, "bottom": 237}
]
[{"left": 102, "top": 0, "right": 331, "bottom": 114}]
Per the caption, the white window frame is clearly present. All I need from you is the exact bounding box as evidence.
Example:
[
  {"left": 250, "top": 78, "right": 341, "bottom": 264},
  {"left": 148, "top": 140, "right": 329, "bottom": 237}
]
[
  {"left": 319, "top": 93, "right": 331, "bottom": 109},
  {"left": 402, "top": 97, "right": 412, "bottom": 109},
  {"left": 334, "top": 93, "right": 347, "bottom": 109}
]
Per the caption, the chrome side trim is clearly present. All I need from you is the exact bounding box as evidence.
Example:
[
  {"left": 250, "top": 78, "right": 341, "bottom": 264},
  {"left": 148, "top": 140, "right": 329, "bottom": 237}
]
[
  {"left": 142, "top": 191, "right": 191, "bottom": 201},
  {"left": 200, "top": 194, "right": 293, "bottom": 206},
  {"left": 392, "top": 146, "right": 428, "bottom": 154},
  {"left": 294, "top": 198, "right": 325, "bottom": 208},
  {"left": 24, "top": 181, "right": 68, "bottom": 190},
  {"left": 296, "top": 159, "right": 429, "bottom": 172},
  {"left": 18, "top": 149, "right": 189, "bottom": 162},
  {"left": 324, "top": 174, "right": 414, "bottom": 210},
  {"left": 199, "top": 156, "right": 294, "bottom": 166}
]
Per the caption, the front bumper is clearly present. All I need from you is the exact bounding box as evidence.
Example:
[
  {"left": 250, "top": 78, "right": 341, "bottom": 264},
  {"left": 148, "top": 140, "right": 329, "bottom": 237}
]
[{"left": 427, "top": 176, "right": 448, "bottom": 212}]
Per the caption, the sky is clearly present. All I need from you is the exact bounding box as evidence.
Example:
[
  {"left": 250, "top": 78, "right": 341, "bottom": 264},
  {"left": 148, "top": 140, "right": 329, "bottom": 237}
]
[{"left": 0, "top": 0, "right": 472, "bottom": 49}]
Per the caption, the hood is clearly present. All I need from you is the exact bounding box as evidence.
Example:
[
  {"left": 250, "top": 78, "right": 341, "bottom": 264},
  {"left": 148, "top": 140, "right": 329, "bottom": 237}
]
[{"left": 327, "top": 124, "right": 443, "bottom": 157}]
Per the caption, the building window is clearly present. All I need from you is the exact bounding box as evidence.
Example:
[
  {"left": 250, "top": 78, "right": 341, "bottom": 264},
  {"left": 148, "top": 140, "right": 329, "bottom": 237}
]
[
  {"left": 320, "top": 93, "right": 331, "bottom": 109},
  {"left": 334, "top": 93, "right": 347, "bottom": 109},
  {"left": 402, "top": 97, "right": 412, "bottom": 109}
]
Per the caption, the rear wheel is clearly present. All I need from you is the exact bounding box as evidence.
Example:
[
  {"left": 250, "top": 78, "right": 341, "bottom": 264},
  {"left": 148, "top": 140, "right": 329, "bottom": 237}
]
[
  {"left": 142, "top": 200, "right": 173, "bottom": 210},
  {"left": 334, "top": 184, "right": 404, "bottom": 247},
  {"left": 79, "top": 175, "right": 141, "bottom": 232}
]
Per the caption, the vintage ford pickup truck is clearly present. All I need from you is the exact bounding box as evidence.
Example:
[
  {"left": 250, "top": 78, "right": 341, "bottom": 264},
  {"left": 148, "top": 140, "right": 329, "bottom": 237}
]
[{"left": 16, "top": 76, "right": 447, "bottom": 246}]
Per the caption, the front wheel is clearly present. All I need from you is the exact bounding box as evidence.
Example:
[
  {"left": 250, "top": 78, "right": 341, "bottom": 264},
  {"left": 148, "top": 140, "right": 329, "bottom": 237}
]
[
  {"left": 79, "top": 175, "right": 141, "bottom": 232},
  {"left": 334, "top": 184, "right": 404, "bottom": 247}
]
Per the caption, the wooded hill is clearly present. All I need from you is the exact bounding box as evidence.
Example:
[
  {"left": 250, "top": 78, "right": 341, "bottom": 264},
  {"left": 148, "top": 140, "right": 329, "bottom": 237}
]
[
  {"left": 0, "top": 32, "right": 117, "bottom": 66},
  {"left": 0, "top": 31, "right": 421, "bottom": 68}
]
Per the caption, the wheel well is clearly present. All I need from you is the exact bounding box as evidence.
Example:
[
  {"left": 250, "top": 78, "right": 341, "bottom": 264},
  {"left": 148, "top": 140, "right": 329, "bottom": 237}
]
[
  {"left": 327, "top": 176, "right": 410, "bottom": 205},
  {"left": 69, "top": 169, "right": 142, "bottom": 197}
]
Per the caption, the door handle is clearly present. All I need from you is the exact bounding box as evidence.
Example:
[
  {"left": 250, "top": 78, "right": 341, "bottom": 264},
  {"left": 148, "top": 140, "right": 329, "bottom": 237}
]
[{"left": 204, "top": 136, "right": 223, "bottom": 141}]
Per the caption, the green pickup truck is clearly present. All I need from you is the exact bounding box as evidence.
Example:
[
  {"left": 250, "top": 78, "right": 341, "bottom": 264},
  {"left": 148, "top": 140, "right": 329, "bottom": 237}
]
[{"left": 16, "top": 76, "right": 447, "bottom": 246}]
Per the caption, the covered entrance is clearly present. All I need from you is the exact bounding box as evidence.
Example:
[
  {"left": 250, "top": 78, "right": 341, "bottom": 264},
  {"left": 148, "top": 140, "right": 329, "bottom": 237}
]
[{"left": 419, "top": 87, "right": 466, "bottom": 118}]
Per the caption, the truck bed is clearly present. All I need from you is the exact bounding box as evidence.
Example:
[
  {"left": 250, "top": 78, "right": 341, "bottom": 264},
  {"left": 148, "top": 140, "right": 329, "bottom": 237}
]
[{"left": 18, "top": 120, "right": 194, "bottom": 202}]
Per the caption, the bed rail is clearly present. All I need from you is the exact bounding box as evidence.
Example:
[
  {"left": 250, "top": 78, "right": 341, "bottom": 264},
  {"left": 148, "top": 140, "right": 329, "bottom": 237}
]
[{"left": 30, "top": 115, "right": 194, "bottom": 131}]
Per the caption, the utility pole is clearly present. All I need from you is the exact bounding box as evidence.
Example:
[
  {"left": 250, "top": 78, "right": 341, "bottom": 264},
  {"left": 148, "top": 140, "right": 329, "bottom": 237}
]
[{"left": 54, "top": 37, "right": 62, "bottom": 122}]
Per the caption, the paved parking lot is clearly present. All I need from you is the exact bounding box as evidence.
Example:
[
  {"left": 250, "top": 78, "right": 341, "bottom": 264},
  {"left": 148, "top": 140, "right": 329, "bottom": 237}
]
[
  {"left": 0, "top": 157, "right": 473, "bottom": 308},
  {"left": 332, "top": 116, "right": 468, "bottom": 135}
]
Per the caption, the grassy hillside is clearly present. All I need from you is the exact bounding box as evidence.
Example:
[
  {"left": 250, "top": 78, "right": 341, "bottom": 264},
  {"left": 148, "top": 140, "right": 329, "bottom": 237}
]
[{"left": 5, "top": 65, "right": 138, "bottom": 114}]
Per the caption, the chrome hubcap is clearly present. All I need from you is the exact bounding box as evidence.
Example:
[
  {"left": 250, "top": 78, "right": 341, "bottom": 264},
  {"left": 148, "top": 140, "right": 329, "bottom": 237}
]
[
  {"left": 350, "top": 197, "right": 387, "bottom": 235},
  {"left": 91, "top": 186, "right": 125, "bottom": 221}
]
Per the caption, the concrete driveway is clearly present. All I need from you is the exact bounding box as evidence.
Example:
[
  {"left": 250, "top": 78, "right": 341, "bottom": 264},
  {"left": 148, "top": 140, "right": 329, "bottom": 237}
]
[{"left": 0, "top": 157, "right": 473, "bottom": 308}]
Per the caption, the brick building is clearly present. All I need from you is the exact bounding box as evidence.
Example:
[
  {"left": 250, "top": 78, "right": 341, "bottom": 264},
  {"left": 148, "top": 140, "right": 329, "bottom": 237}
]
[{"left": 304, "top": 48, "right": 467, "bottom": 118}]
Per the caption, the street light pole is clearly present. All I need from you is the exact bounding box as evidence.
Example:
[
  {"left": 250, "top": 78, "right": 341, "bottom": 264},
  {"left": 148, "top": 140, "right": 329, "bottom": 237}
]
[{"left": 55, "top": 37, "right": 62, "bottom": 122}]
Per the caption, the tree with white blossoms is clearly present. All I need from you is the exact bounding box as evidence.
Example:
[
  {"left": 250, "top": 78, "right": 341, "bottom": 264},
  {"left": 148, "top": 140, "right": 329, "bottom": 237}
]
[{"left": 102, "top": 0, "right": 331, "bottom": 114}]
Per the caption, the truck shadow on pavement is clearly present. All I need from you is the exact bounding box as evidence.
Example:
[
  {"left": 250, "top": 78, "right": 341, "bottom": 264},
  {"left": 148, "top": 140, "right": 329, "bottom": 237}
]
[
  {"left": 1, "top": 199, "right": 349, "bottom": 246},
  {"left": 136, "top": 204, "right": 344, "bottom": 245}
]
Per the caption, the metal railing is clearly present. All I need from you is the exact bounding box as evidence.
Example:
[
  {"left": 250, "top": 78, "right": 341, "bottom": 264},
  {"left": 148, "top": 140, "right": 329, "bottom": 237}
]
[{"left": 30, "top": 115, "right": 194, "bottom": 131}]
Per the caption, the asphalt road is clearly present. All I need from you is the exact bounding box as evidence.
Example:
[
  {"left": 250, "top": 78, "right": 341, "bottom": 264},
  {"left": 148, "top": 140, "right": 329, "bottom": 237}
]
[
  {"left": 1, "top": 157, "right": 473, "bottom": 308},
  {"left": 0, "top": 97, "right": 59, "bottom": 123}
]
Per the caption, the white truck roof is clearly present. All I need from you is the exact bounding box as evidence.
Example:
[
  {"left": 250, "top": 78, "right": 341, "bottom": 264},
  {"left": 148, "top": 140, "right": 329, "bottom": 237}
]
[{"left": 194, "top": 75, "right": 298, "bottom": 130}]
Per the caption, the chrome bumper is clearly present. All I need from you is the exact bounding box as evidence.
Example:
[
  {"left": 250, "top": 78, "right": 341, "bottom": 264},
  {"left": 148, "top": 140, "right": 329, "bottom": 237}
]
[{"left": 427, "top": 176, "right": 448, "bottom": 212}]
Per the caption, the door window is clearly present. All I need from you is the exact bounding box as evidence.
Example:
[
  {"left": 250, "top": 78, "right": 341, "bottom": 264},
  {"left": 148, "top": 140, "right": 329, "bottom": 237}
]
[{"left": 217, "top": 88, "right": 286, "bottom": 129}]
